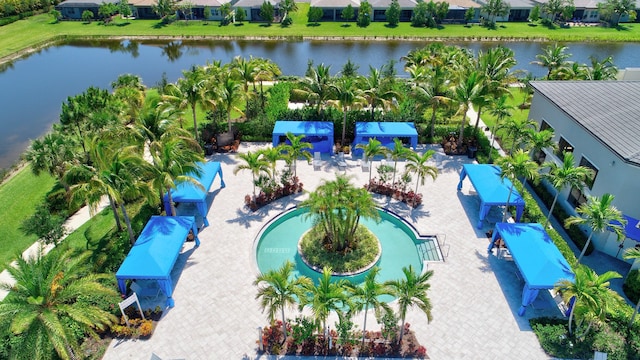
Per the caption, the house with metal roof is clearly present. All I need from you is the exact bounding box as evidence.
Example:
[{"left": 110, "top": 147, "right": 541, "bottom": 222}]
[
  {"left": 56, "top": 0, "right": 119, "bottom": 19},
  {"left": 233, "top": 0, "right": 278, "bottom": 21},
  {"left": 528, "top": 80, "right": 640, "bottom": 260}
]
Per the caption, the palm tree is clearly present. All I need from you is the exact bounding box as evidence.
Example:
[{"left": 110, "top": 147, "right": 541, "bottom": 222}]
[
  {"left": 149, "top": 135, "right": 204, "bottom": 217},
  {"left": 473, "top": 46, "right": 516, "bottom": 132},
  {"left": 293, "top": 63, "right": 332, "bottom": 116},
  {"left": 541, "top": 152, "right": 590, "bottom": 229},
  {"left": 452, "top": 70, "right": 485, "bottom": 148},
  {"left": 386, "top": 265, "right": 434, "bottom": 344},
  {"left": 362, "top": 66, "right": 400, "bottom": 121},
  {"left": 583, "top": 55, "right": 618, "bottom": 80},
  {"left": 407, "top": 64, "right": 452, "bottom": 140},
  {"left": 487, "top": 95, "right": 514, "bottom": 163},
  {"left": 258, "top": 146, "right": 283, "bottom": 181},
  {"left": 162, "top": 65, "right": 207, "bottom": 141},
  {"left": 405, "top": 150, "right": 438, "bottom": 195},
  {"left": 388, "top": 138, "right": 414, "bottom": 187},
  {"left": 278, "top": 0, "right": 298, "bottom": 22},
  {"left": 328, "top": 76, "right": 366, "bottom": 146},
  {"left": 279, "top": 132, "right": 312, "bottom": 178},
  {"left": 565, "top": 193, "right": 626, "bottom": 264},
  {"left": 253, "top": 57, "right": 282, "bottom": 110},
  {"left": 555, "top": 265, "right": 623, "bottom": 337},
  {"left": 623, "top": 247, "right": 640, "bottom": 326},
  {"left": 497, "top": 117, "right": 538, "bottom": 155},
  {"left": 526, "top": 128, "right": 556, "bottom": 163},
  {"left": 234, "top": 151, "right": 271, "bottom": 197},
  {"left": 355, "top": 138, "right": 387, "bottom": 184},
  {"left": 25, "top": 132, "right": 78, "bottom": 193},
  {"left": 531, "top": 43, "right": 572, "bottom": 79},
  {"left": 218, "top": 73, "right": 245, "bottom": 132},
  {"left": 230, "top": 56, "right": 258, "bottom": 110},
  {"left": 0, "top": 248, "right": 119, "bottom": 360},
  {"left": 497, "top": 149, "right": 539, "bottom": 222},
  {"left": 300, "top": 266, "right": 349, "bottom": 332},
  {"left": 254, "top": 260, "right": 312, "bottom": 340},
  {"left": 345, "top": 267, "right": 392, "bottom": 347}
]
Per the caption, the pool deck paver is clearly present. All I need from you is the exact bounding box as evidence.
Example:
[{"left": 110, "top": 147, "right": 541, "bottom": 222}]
[{"left": 102, "top": 143, "right": 569, "bottom": 360}]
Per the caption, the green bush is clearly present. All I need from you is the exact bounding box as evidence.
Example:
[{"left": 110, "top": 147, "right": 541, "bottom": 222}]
[
  {"left": 265, "top": 82, "right": 291, "bottom": 122},
  {"left": 530, "top": 317, "right": 593, "bottom": 359},
  {"left": 624, "top": 269, "right": 640, "bottom": 304}
]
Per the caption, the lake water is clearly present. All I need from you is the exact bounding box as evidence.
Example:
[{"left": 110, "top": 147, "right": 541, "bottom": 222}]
[{"left": 0, "top": 39, "right": 638, "bottom": 169}]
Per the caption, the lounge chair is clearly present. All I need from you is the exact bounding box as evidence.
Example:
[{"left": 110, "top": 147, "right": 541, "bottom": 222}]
[
  {"left": 313, "top": 152, "right": 322, "bottom": 171},
  {"left": 361, "top": 155, "right": 371, "bottom": 172},
  {"left": 336, "top": 152, "right": 347, "bottom": 172}
]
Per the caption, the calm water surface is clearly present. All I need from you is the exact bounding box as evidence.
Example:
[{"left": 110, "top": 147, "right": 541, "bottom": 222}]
[{"left": 0, "top": 39, "right": 638, "bottom": 169}]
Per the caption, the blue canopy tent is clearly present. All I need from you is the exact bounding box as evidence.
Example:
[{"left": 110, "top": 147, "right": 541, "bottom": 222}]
[
  {"left": 352, "top": 122, "right": 418, "bottom": 157},
  {"left": 488, "top": 222, "right": 574, "bottom": 316},
  {"left": 272, "top": 121, "right": 334, "bottom": 154},
  {"left": 163, "top": 161, "right": 225, "bottom": 227},
  {"left": 116, "top": 216, "right": 199, "bottom": 307},
  {"left": 610, "top": 214, "right": 640, "bottom": 242},
  {"left": 457, "top": 164, "right": 526, "bottom": 229}
]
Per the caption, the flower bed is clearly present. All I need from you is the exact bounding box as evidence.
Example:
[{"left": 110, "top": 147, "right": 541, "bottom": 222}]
[
  {"left": 259, "top": 320, "right": 427, "bottom": 358},
  {"left": 244, "top": 176, "right": 304, "bottom": 211},
  {"left": 109, "top": 306, "right": 163, "bottom": 339},
  {"left": 365, "top": 180, "right": 423, "bottom": 208}
]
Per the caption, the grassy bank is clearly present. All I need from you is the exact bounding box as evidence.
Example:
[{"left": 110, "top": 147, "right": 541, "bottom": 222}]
[
  {"left": 1, "top": 10, "right": 640, "bottom": 60},
  {"left": 0, "top": 166, "right": 55, "bottom": 270}
]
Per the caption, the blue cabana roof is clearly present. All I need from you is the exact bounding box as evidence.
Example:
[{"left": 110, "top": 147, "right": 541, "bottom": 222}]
[
  {"left": 489, "top": 222, "right": 574, "bottom": 316},
  {"left": 272, "top": 121, "right": 334, "bottom": 154},
  {"left": 163, "top": 161, "right": 225, "bottom": 227},
  {"left": 457, "top": 164, "right": 526, "bottom": 229},
  {"left": 610, "top": 214, "right": 640, "bottom": 242},
  {"left": 116, "top": 216, "right": 199, "bottom": 307},
  {"left": 352, "top": 122, "right": 418, "bottom": 157}
]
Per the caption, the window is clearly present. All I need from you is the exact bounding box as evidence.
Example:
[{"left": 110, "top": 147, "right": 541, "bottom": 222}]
[
  {"left": 579, "top": 156, "right": 598, "bottom": 190},
  {"left": 540, "top": 120, "right": 552, "bottom": 132},
  {"left": 556, "top": 137, "right": 574, "bottom": 160},
  {"left": 568, "top": 186, "right": 588, "bottom": 208}
]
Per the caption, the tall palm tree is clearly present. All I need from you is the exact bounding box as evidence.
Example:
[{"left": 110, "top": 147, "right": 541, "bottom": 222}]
[
  {"left": 541, "top": 152, "right": 590, "bottom": 229},
  {"left": 565, "top": 193, "right": 626, "bottom": 264},
  {"left": 0, "top": 248, "right": 119, "bottom": 360},
  {"left": 386, "top": 265, "right": 434, "bottom": 344},
  {"left": 405, "top": 150, "right": 438, "bottom": 195},
  {"left": 258, "top": 146, "right": 283, "bottom": 181},
  {"left": 487, "top": 95, "right": 514, "bottom": 163},
  {"left": 407, "top": 64, "right": 452, "bottom": 140},
  {"left": 253, "top": 57, "right": 282, "bottom": 110},
  {"left": 293, "top": 63, "right": 333, "bottom": 117},
  {"left": 162, "top": 65, "right": 207, "bottom": 141},
  {"left": 230, "top": 56, "right": 258, "bottom": 110},
  {"left": 526, "top": 128, "right": 556, "bottom": 162},
  {"left": 623, "top": 247, "right": 640, "bottom": 326},
  {"left": 278, "top": 0, "right": 298, "bottom": 21},
  {"left": 555, "top": 265, "right": 623, "bottom": 337},
  {"left": 25, "top": 132, "right": 78, "bottom": 193},
  {"left": 473, "top": 46, "right": 516, "bottom": 132},
  {"left": 388, "top": 138, "right": 414, "bottom": 187},
  {"left": 234, "top": 151, "right": 271, "bottom": 197},
  {"left": 328, "top": 76, "right": 366, "bottom": 146},
  {"left": 254, "top": 260, "right": 312, "bottom": 340},
  {"left": 300, "top": 266, "right": 350, "bottom": 332},
  {"left": 355, "top": 138, "right": 387, "bottom": 184},
  {"left": 497, "top": 117, "right": 538, "bottom": 155},
  {"left": 362, "top": 66, "right": 400, "bottom": 121},
  {"left": 218, "top": 74, "right": 245, "bottom": 133},
  {"left": 583, "top": 55, "right": 618, "bottom": 80},
  {"left": 279, "top": 132, "right": 312, "bottom": 178},
  {"left": 452, "top": 70, "right": 485, "bottom": 148},
  {"left": 497, "top": 149, "right": 539, "bottom": 222},
  {"left": 345, "top": 267, "right": 392, "bottom": 347},
  {"left": 531, "top": 43, "right": 572, "bottom": 79}
]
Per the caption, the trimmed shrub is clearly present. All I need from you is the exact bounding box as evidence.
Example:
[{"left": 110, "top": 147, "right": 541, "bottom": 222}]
[{"left": 624, "top": 269, "right": 640, "bottom": 304}]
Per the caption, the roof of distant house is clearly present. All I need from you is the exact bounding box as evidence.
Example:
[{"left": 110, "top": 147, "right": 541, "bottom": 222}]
[
  {"left": 57, "top": 0, "right": 119, "bottom": 6},
  {"left": 234, "top": 0, "right": 277, "bottom": 7},
  {"left": 530, "top": 80, "right": 640, "bottom": 166}
]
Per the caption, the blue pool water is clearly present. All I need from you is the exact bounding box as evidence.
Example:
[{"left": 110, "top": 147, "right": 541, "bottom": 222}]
[{"left": 255, "top": 207, "right": 441, "bottom": 286}]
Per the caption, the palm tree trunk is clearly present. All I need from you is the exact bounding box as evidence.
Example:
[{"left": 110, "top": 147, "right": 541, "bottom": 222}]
[
  {"left": 108, "top": 195, "right": 123, "bottom": 231},
  {"left": 501, "top": 184, "right": 514, "bottom": 223},
  {"left": 577, "top": 233, "right": 594, "bottom": 264},
  {"left": 281, "top": 306, "right": 288, "bottom": 341},
  {"left": 473, "top": 106, "right": 483, "bottom": 132},
  {"left": 260, "top": 81, "right": 265, "bottom": 110},
  {"left": 228, "top": 111, "right": 232, "bottom": 133},
  {"left": 398, "top": 315, "right": 406, "bottom": 344},
  {"left": 543, "top": 193, "right": 560, "bottom": 229},
  {"left": 630, "top": 298, "right": 640, "bottom": 326},
  {"left": 392, "top": 161, "right": 398, "bottom": 187},
  {"left": 568, "top": 299, "right": 575, "bottom": 335},
  {"left": 429, "top": 105, "right": 437, "bottom": 139},
  {"left": 415, "top": 177, "right": 420, "bottom": 195},
  {"left": 167, "top": 186, "right": 177, "bottom": 217},
  {"left": 191, "top": 104, "right": 199, "bottom": 141},
  {"left": 120, "top": 203, "right": 136, "bottom": 245},
  {"left": 457, "top": 107, "right": 467, "bottom": 149},
  {"left": 361, "top": 304, "right": 369, "bottom": 348},
  {"left": 341, "top": 109, "right": 347, "bottom": 147}
]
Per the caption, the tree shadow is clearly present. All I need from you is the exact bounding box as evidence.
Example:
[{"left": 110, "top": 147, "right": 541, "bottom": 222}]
[
  {"left": 115, "top": 22, "right": 130, "bottom": 27},
  {"left": 384, "top": 24, "right": 398, "bottom": 28},
  {"left": 306, "top": 23, "right": 321, "bottom": 27},
  {"left": 259, "top": 23, "right": 272, "bottom": 27},
  {"left": 615, "top": 24, "right": 630, "bottom": 31},
  {"left": 152, "top": 21, "right": 169, "bottom": 29},
  {"left": 234, "top": 22, "right": 244, "bottom": 27},
  {"left": 527, "top": 23, "right": 538, "bottom": 27},
  {"left": 341, "top": 23, "right": 351, "bottom": 27}
]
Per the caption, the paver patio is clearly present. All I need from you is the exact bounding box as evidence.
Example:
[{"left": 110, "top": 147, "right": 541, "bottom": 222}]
[{"left": 103, "top": 143, "right": 569, "bottom": 359}]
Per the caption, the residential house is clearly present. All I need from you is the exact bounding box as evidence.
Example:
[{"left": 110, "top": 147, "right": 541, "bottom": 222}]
[
  {"left": 56, "top": 0, "right": 119, "bottom": 19},
  {"left": 233, "top": 0, "right": 279, "bottom": 21},
  {"left": 128, "top": 0, "right": 159, "bottom": 19},
  {"left": 311, "top": 0, "right": 360, "bottom": 21},
  {"left": 528, "top": 80, "right": 640, "bottom": 262}
]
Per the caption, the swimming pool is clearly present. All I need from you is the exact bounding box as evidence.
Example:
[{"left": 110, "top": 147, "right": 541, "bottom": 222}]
[{"left": 255, "top": 207, "right": 442, "bottom": 286}]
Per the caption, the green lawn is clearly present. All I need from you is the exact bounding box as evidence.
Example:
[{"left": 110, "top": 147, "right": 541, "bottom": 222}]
[
  {"left": 480, "top": 89, "right": 530, "bottom": 129},
  {"left": 0, "top": 166, "right": 55, "bottom": 270},
  {"left": 2, "top": 11, "right": 639, "bottom": 60}
]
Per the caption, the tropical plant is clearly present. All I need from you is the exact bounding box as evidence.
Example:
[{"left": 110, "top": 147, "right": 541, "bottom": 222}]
[
  {"left": 496, "top": 149, "right": 539, "bottom": 222},
  {"left": 21, "top": 206, "right": 66, "bottom": 245},
  {"left": 345, "top": 267, "right": 393, "bottom": 347},
  {"left": 279, "top": 0, "right": 297, "bottom": 22},
  {"left": 258, "top": 146, "right": 283, "bottom": 181},
  {"left": 497, "top": 117, "right": 538, "bottom": 155},
  {"left": 82, "top": 9, "right": 94, "bottom": 22},
  {"left": 218, "top": 73, "right": 245, "bottom": 132},
  {"left": 259, "top": 0, "right": 274, "bottom": 24},
  {"left": 153, "top": 0, "right": 176, "bottom": 21},
  {"left": 487, "top": 94, "right": 513, "bottom": 163},
  {"left": 162, "top": 66, "right": 206, "bottom": 141},
  {"left": 526, "top": 128, "right": 556, "bottom": 163},
  {"left": 328, "top": 76, "right": 366, "bottom": 146},
  {"left": 300, "top": 174, "right": 379, "bottom": 253},
  {"left": 405, "top": 150, "right": 438, "bottom": 195},
  {"left": 583, "top": 56, "right": 618, "bottom": 80},
  {"left": 555, "top": 265, "right": 624, "bottom": 337},
  {"left": 565, "top": 193, "right": 626, "bottom": 263},
  {"left": 388, "top": 138, "right": 414, "bottom": 186},
  {"left": 541, "top": 152, "right": 590, "bottom": 229},
  {"left": 623, "top": 247, "right": 640, "bottom": 326},
  {"left": 300, "top": 266, "right": 350, "bottom": 331},
  {"left": 362, "top": 66, "right": 400, "bottom": 121},
  {"left": 25, "top": 132, "right": 77, "bottom": 193},
  {"left": 307, "top": 6, "right": 323, "bottom": 24},
  {"left": 230, "top": 56, "right": 258, "bottom": 110},
  {"left": 385, "top": 0, "right": 400, "bottom": 26},
  {"left": 481, "top": 0, "right": 510, "bottom": 24},
  {"left": 234, "top": 151, "right": 271, "bottom": 196},
  {"left": 0, "top": 248, "right": 119, "bottom": 360},
  {"left": 473, "top": 46, "right": 516, "bottom": 132},
  {"left": 386, "top": 265, "right": 434, "bottom": 344},
  {"left": 531, "top": 43, "right": 572, "bottom": 80},
  {"left": 357, "top": 0, "right": 372, "bottom": 27},
  {"left": 355, "top": 138, "right": 387, "bottom": 184},
  {"left": 254, "top": 260, "right": 312, "bottom": 340},
  {"left": 278, "top": 132, "right": 312, "bottom": 177},
  {"left": 452, "top": 70, "right": 485, "bottom": 148},
  {"left": 293, "top": 63, "right": 333, "bottom": 117},
  {"left": 598, "top": 0, "right": 636, "bottom": 26}
]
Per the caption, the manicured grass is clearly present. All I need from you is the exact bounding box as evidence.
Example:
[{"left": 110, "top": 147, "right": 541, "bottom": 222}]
[
  {"left": 64, "top": 207, "right": 116, "bottom": 251},
  {"left": 480, "top": 89, "right": 530, "bottom": 129},
  {"left": 0, "top": 166, "right": 55, "bottom": 270},
  {"left": 2, "top": 12, "right": 640, "bottom": 60}
]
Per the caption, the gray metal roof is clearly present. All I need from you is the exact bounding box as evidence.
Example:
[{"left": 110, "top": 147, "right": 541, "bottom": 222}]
[
  {"left": 530, "top": 81, "right": 640, "bottom": 166},
  {"left": 57, "top": 0, "right": 118, "bottom": 6}
]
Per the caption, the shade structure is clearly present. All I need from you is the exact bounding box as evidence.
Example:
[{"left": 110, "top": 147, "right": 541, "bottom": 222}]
[
  {"left": 116, "top": 216, "right": 199, "bottom": 308},
  {"left": 352, "top": 122, "right": 418, "bottom": 157},
  {"left": 163, "top": 161, "right": 225, "bottom": 227},
  {"left": 488, "top": 222, "right": 574, "bottom": 316},
  {"left": 610, "top": 214, "right": 640, "bottom": 242},
  {"left": 272, "top": 121, "right": 334, "bottom": 154},
  {"left": 457, "top": 164, "right": 526, "bottom": 229}
]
